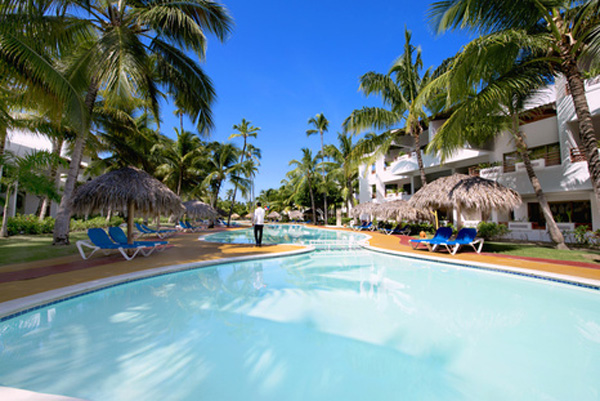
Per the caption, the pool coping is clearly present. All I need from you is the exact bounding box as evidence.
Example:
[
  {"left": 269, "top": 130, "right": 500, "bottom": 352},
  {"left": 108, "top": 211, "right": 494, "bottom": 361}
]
[
  {"left": 0, "top": 246, "right": 314, "bottom": 320},
  {"left": 362, "top": 244, "right": 600, "bottom": 290}
]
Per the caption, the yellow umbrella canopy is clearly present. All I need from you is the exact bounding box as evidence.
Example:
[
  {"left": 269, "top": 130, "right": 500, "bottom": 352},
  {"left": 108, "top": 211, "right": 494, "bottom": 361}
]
[
  {"left": 409, "top": 174, "right": 521, "bottom": 225},
  {"left": 72, "top": 166, "right": 184, "bottom": 243},
  {"left": 183, "top": 200, "right": 219, "bottom": 220}
]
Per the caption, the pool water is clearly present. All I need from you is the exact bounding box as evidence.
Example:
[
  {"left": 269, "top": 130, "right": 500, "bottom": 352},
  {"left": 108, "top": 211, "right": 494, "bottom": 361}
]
[
  {"left": 201, "top": 224, "right": 368, "bottom": 245},
  {"left": 1, "top": 249, "right": 600, "bottom": 400}
]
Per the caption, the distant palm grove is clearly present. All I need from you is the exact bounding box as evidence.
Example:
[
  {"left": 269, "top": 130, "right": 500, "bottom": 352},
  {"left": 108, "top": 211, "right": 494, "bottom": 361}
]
[{"left": 1, "top": 1, "right": 599, "bottom": 244}]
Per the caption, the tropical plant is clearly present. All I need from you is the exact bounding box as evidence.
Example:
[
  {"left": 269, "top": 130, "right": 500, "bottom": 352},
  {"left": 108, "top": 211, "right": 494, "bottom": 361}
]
[
  {"left": 33, "top": 0, "right": 233, "bottom": 245},
  {"left": 1, "top": 151, "right": 65, "bottom": 237},
  {"left": 429, "top": 0, "right": 600, "bottom": 220},
  {"left": 426, "top": 35, "right": 569, "bottom": 249},
  {"left": 152, "top": 129, "right": 206, "bottom": 196},
  {"left": 227, "top": 118, "right": 260, "bottom": 226},
  {"left": 323, "top": 132, "right": 362, "bottom": 211},
  {"left": 288, "top": 148, "right": 320, "bottom": 223},
  {"left": 307, "top": 113, "right": 329, "bottom": 223},
  {"left": 202, "top": 142, "right": 248, "bottom": 208},
  {"left": 344, "top": 28, "right": 443, "bottom": 187}
]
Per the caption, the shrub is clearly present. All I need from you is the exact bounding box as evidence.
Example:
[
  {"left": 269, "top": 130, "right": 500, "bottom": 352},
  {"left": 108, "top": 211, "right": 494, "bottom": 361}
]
[
  {"left": 6, "top": 214, "right": 55, "bottom": 235},
  {"left": 477, "top": 221, "right": 509, "bottom": 240},
  {"left": 405, "top": 222, "right": 435, "bottom": 235},
  {"left": 70, "top": 216, "right": 125, "bottom": 232},
  {"left": 572, "top": 225, "right": 591, "bottom": 246}
]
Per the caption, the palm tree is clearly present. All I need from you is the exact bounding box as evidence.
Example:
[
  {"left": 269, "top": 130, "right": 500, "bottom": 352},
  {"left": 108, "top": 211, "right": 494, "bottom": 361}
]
[
  {"left": 344, "top": 29, "right": 439, "bottom": 187},
  {"left": 227, "top": 119, "right": 260, "bottom": 226},
  {"left": 203, "top": 142, "right": 248, "bottom": 208},
  {"left": 153, "top": 129, "right": 206, "bottom": 197},
  {"left": 323, "top": 132, "right": 362, "bottom": 212},
  {"left": 429, "top": 0, "right": 600, "bottom": 217},
  {"left": 307, "top": 113, "right": 329, "bottom": 223},
  {"left": 288, "top": 148, "right": 319, "bottom": 223},
  {"left": 426, "top": 35, "right": 569, "bottom": 249},
  {"left": 41, "top": 0, "right": 233, "bottom": 244},
  {"left": 1, "top": 151, "right": 64, "bottom": 237}
]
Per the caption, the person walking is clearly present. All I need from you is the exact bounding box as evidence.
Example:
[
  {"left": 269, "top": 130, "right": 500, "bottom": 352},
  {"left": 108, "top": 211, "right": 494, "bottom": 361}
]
[{"left": 252, "top": 202, "right": 265, "bottom": 247}]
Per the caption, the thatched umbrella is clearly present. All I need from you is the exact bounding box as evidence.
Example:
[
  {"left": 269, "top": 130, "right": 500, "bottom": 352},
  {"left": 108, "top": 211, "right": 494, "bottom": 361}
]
[
  {"left": 409, "top": 174, "right": 521, "bottom": 228},
  {"left": 287, "top": 210, "right": 304, "bottom": 221},
  {"left": 231, "top": 213, "right": 240, "bottom": 220},
  {"left": 183, "top": 200, "right": 219, "bottom": 220},
  {"left": 350, "top": 201, "right": 380, "bottom": 218},
  {"left": 374, "top": 200, "right": 432, "bottom": 222},
  {"left": 72, "top": 167, "right": 184, "bottom": 243},
  {"left": 245, "top": 213, "right": 253, "bottom": 220},
  {"left": 267, "top": 211, "right": 281, "bottom": 220}
]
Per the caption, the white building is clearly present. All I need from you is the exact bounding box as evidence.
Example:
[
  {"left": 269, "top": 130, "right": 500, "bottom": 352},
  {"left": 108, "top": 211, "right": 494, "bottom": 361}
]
[
  {"left": 358, "top": 77, "right": 600, "bottom": 242},
  {"left": 2, "top": 129, "right": 90, "bottom": 218}
]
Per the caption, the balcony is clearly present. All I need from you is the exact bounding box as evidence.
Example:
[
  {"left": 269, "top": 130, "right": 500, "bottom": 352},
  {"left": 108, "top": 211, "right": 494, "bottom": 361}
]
[{"left": 390, "top": 148, "right": 491, "bottom": 175}]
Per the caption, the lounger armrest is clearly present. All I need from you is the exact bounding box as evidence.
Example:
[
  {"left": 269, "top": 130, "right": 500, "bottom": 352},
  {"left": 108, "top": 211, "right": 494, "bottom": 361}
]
[{"left": 76, "top": 240, "right": 98, "bottom": 260}]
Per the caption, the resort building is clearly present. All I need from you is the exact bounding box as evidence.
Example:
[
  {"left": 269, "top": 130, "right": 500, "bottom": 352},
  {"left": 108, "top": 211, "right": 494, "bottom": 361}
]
[
  {"left": 357, "top": 76, "right": 600, "bottom": 242},
  {"left": 2, "top": 128, "right": 90, "bottom": 219}
]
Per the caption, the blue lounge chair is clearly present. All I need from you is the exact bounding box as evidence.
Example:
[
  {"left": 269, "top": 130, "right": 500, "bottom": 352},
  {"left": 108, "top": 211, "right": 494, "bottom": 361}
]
[
  {"left": 183, "top": 220, "right": 205, "bottom": 232},
  {"left": 353, "top": 221, "right": 374, "bottom": 231},
  {"left": 409, "top": 227, "right": 453, "bottom": 250},
  {"left": 384, "top": 224, "right": 411, "bottom": 236},
  {"left": 76, "top": 228, "right": 157, "bottom": 261},
  {"left": 437, "top": 228, "right": 484, "bottom": 255},
  {"left": 108, "top": 226, "right": 168, "bottom": 254},
  {"left": 135, "top": 222, "right": 177, "bottom": 238}
]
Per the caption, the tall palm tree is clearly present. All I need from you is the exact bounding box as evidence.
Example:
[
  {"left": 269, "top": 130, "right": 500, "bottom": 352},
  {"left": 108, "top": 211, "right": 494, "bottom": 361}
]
[
  {"left": 153, "top": 129, "right": 206, "bottom": 197},
  {"left": 43, "top": 0, "right": 232, "bottom": 244},
  {"left": 227, "top": 118, "right": 260, "bottom": 226},
  {"left": 288, "top": 148, "right": 319, "bottom": 223},
  {"left": 323, "top": 132, "right": 362, "bottom": 212},
  {"left": 429, "top": 0, "right": 600, "bottom": 216},
  {"left": 426, "top": 34, "right": 568, "bottom": 249},
  {"left": 307, "top": 113, "right": 329, "bottom": 223},
  {"left": 344, "top": 29, "right": 438, "bottom": 187},
  {"left": 203, "top": 142, "right": 247, "bottom": 208}
]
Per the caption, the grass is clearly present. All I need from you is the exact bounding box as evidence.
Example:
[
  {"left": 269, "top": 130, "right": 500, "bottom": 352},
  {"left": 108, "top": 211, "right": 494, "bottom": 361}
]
[
  {"left": 0, "top": 232, "right": 89, "bottom": 266},
  {"left": 483, "top": 241, "right": 600, "bottom": 265}
]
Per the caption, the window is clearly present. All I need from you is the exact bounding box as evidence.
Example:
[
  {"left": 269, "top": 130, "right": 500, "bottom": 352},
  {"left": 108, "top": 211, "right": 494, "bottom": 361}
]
[
  {"left": 370, "top": 164, "right": 376, "bottom": 174},
  {"left": 527, "top": 200, "right": 592, "bottom": 228},
  {"left": 385, "top": 184, "right": 398, "bottom": 196},
  {"left": 371, "top": 185, "right": 377, "bottom": 199}
]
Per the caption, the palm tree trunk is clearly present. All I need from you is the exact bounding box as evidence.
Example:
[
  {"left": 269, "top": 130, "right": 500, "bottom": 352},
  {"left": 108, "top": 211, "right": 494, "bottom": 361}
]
[
  {"left": 39, "top": 137, "right": 64, "bottom": 220},
  {"left": 1, "top": 184, "right": 12, "bottom": 237},
  {"left": 53, "top": 81, "right": 98, "bottom": 245},
  {"left": 308, "top": 174, "right": 317, "bottom": 223},
  {"left": 321, "top": 132, "right": 327, "bottom": 224},
  {"left": 513, "top": 129, "right": 567, "bottom": 249},
  {"left": 0, "top": 123, "right": 7, "bottom": 181},
  {"left": 562, "top": 59, "right": 600, "bottom": 209},
  {"left": 413, "top": 125, "right": 427, "bottom": 186}
]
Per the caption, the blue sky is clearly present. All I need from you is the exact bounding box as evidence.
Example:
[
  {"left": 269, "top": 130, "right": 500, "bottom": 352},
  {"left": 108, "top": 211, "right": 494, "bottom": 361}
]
[{"left": 160, "top": 1, "right": 472, "bottom": 197}]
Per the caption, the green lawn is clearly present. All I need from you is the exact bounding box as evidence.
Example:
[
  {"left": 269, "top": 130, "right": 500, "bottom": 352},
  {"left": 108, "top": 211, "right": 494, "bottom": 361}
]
[
  {"left": 0, "top": 232, "right": 89, "bottom": 266},
  {"left": 483, "top": 241, "right": 600, "bottom": 265}
]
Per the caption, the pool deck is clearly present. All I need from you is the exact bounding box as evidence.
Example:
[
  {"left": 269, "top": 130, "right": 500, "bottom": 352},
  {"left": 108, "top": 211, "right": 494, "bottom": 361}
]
[{"left": 1, "top": 225, "right": 600, "bottom": 317}]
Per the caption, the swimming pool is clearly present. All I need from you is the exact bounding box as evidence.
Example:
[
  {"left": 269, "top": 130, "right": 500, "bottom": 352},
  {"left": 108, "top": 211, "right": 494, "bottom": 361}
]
[
  {"left": 1, "top": 248, "right": 599, "bottom": 400},
  {"left": 201, "top": 224, "right": 369, "bottom": 246}
]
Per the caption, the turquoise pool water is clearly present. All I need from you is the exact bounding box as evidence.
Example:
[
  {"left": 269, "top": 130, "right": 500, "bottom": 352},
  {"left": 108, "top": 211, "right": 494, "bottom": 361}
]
[
  {"left": 1, "top": 249, "right": 600, "bottom": 400},
  {"left": 202, "top": 224, "right": 369, "bottom": 245}
]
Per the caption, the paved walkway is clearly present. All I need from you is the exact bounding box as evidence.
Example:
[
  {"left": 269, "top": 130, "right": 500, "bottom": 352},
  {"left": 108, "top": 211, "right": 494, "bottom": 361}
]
[{"left": 1, "top": 226, "right": 600, "bottom": 309}]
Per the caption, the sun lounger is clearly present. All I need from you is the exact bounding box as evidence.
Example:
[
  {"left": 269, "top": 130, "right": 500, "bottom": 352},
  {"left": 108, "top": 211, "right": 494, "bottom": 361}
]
[
  {"left": 108, "top": 226, "right": 168, "bottom": 255},
  {"left": 409, "top": 226, "right": 453, "bottom": 250},
  {"left": 76, "top": 228, "right": 158, "bottom": 261},
  {"left": 384, "top": 224, "right": 411, "bottom": 236},
  {"left": 183, "top": 220, "right": 204, "bottom": 232},
  {"left": 135, "top": 222, "right": 177, "bottom": 238},
  {"left": 353, "top": 221, "right": 374, "bottom": 231},
  {"left": 437, "top": 228, "right": 484, "bottom": 255}
]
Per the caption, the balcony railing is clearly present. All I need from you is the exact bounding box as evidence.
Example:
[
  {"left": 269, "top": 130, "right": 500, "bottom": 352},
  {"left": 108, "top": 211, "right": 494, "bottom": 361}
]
[
  {"left": 503, "top": 150, "right": 561, "bottom": 173},
  {"left": 570, "top": 147, "right": 587, "bottom": 163}
]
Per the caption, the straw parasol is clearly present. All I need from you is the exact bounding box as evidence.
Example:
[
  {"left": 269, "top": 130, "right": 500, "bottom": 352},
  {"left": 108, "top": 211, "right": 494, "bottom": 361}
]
[
  {"left": 287, "top": 210, "right": 304, "bottom": 220},
  {"left": 183, "top": 200, "right": 219, "bottom": 220},
  {"left": 231, "top": 213, "right": 240, "bottom": 220},
  {"left": 350, "top": 201, "right": 380, "bottom": 218},
  {"left": 267, "top": 211, "right": 281, "bottom": 220},
  {"left": 72, "top": 166, "right": 184, "bottom": 243},
  {"left": 409, "top": 174, "right": 521, "bottom": 227},
  {"left": 245, "top": 213, "right": 254, "bottom": 220},
  {"left": 374, "top": 200, "right": 432, "bottom": 222}
]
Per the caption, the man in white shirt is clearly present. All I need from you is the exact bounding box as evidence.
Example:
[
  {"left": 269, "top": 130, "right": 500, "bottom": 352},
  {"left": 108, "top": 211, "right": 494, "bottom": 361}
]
[{"left": 252, "top": 202, "right": 266, "bottom": 247}]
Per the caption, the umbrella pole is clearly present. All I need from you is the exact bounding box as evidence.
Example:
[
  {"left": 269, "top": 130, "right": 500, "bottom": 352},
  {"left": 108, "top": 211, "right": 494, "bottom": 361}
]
[{"left": 127, "top": 201, "right": 135, "bottom": 244}]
